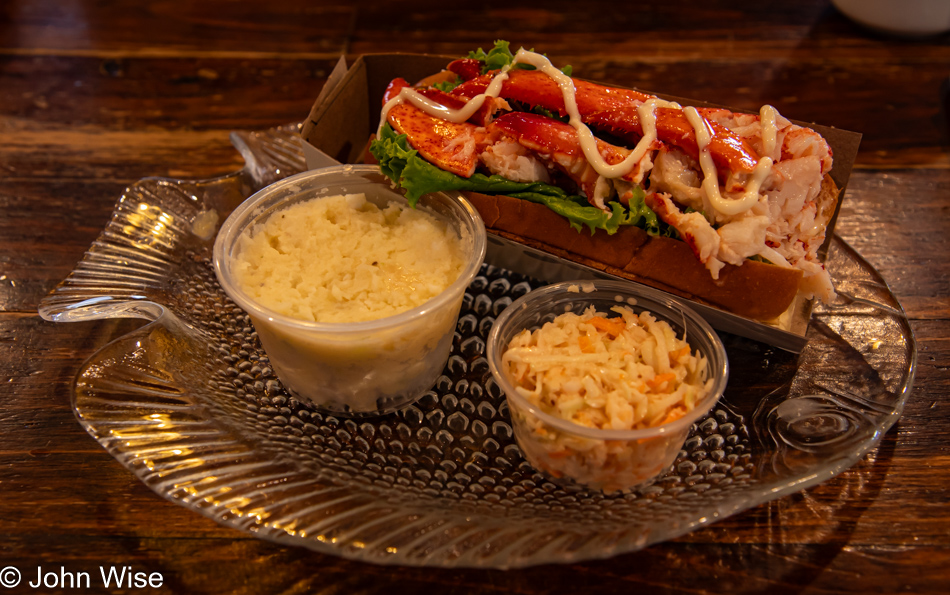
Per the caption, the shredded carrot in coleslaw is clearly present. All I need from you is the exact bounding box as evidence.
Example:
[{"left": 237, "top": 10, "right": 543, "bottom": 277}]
[{"left": 502, "top": 305, "right": 712, "bottom": 432}]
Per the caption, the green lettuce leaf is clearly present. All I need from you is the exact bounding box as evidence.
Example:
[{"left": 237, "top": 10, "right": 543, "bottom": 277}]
[
  {"left": 467, "top": 40, "right": 518, "bottom": 73},
  {"left": 370, "top": 125, "right": 666, "bottom": 236},
  {"left": 467, "top": 40, "right": 572, "bottom": 77},
  {"left": 431, "top": 79, "right": 461, "bottom": 93}
]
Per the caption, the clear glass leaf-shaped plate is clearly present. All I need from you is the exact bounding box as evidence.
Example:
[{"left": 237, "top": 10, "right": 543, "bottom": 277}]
[{"left": 38, "top": 126, "right": 916, "bottom": 569}]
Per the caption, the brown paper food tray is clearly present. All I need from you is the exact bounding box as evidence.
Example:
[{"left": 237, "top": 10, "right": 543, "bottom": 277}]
[{"left": 300, "top": 53, "right": 862, "bottom": 352}]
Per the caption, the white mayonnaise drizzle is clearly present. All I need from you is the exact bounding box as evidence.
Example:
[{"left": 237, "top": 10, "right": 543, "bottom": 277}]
[
  {"left": 683, "top": 106, "right": 770, "bottom": 217},
  {"left": 380, "top": 47, "right": 775, "bottom": 218},
  {"left": 377, "top": 63, "right": 511, "bottom": 137},
  {"left": 508, "top": 50, "right": 679, "bottom": 180},
  {"left": 378, "top": 48, "right": 669, "bottom": 181},
  {"left": 738, "top": 156, "right": 774, "bottom": 203},
  {"left": 759, "top": 104, "right": 778, "bottom": 159}
]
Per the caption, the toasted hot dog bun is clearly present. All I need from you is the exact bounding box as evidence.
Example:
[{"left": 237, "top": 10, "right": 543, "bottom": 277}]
[{"left": 461, "top": 173, "right": 839, "bottom": 321}]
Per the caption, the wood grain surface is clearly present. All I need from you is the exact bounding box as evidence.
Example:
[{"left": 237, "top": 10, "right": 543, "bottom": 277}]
[{"left": 2, "top": 1, "right": 948, "bottom": 593}]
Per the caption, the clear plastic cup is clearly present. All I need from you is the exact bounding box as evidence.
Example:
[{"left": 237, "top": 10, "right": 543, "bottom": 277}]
[
  {"left": 214, "top": 164, "right": 486, "bottom": 417},
  {"left": 488, "top": 280, "right": 729, "bottom": 492}
]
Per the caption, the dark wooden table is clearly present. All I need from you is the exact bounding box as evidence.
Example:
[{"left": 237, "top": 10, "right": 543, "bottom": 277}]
[{"left": 3, "top": 1, "right": 948, "bottom": 593}]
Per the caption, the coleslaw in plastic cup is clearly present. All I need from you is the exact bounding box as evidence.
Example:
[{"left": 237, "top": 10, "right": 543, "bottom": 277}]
[{"left": 488, "top": 280, "right": 729, "bottom": 492}]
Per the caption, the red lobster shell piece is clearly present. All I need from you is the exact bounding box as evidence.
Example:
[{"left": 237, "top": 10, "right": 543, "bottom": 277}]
[
  {"left": 382, "top": 78, "right": 654, "bottom": 201},
  {"left": 451, "top": 69, "right": 759, "bottom": 175},
  {"left": 385, "top": 101, "right": 478, "bottom": 178},
  {"left": 383, "top": 77, "right": 413, "bottom": 103},
  {"left": 446, "top": 58, "right": 482, "bottom": 82}
]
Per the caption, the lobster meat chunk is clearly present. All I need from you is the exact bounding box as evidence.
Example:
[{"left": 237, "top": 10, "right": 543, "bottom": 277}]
[
  {"left": 374, "top": 44, "right": 840, "bottom": 305},
  {"left": 382, "top": 88, "right": 653, "bottom": 209},
  {"left": 648, "top": 191, "right": 724, "bottom": 277},
  {"left": 479, "top": 112, "right": 654, "bottom": 209}
]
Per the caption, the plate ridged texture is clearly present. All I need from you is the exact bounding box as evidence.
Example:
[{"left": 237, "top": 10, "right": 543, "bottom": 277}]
[{"left": 39, "top": 128, "right": 915, "bottom": 568}]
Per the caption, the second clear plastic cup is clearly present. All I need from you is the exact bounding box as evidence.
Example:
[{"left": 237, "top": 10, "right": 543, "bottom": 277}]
[{"left": 214, "top": 165, "right": 486, "bottom": 417}]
